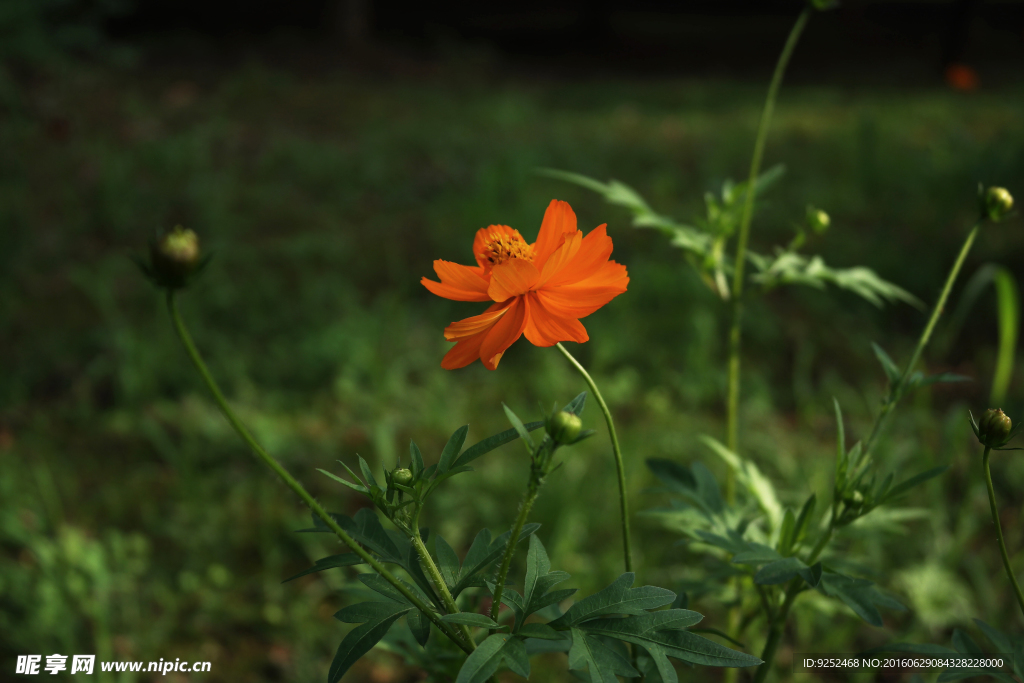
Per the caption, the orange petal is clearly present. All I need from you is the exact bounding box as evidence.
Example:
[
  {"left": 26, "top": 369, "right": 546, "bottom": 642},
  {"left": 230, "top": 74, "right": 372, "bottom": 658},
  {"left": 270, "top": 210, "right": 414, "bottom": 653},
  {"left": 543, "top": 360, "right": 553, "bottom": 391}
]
[
  {"left": 442, "top": 336, "right": 487, "bottom": 370},
  {"left": 544, "top": 224, "right": 614, "bottom": 288},
  {"left": 443, "top": 301, "right": 512, "bottom": 341},
  {"left": 522, "top": 292, "right": 589, "bottom": 347},
  {"left": 487, "top": 258, "right": 540, "bottom": 302},
  {"left": 532, "top": 200, "right": 579, "bottom": 268},
  {"left": 480, "top": 297, "right": 528, "bottom": 370},
  {"left": 421, "top": 260, "right": 491, "bottom": 302},
  {"left": 537, "top": 262, "right": 629, "bottom": 318},
  {"left": 536, "top": 230, "right": 583, "bottom": 288}
]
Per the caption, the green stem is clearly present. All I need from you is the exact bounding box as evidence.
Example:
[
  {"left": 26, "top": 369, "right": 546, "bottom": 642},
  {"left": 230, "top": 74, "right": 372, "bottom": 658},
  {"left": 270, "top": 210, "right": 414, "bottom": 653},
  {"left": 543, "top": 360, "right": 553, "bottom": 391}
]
[
  {"left": 406, "top": 514, "right": 477, "bottom": 646},
  {"left": 555, "top": 342, "right": 633, "bottom": 573},
  {"left": 863, "top": 223, "right": 980, "bottom": 459},
  {"left": 489, "top": 480, "right": 542, "bottom": 623},
  {"left": 982, "top": 446, "right": 1024, "bottom": 620},
  {"left": 725, "top": 6, "right": 812, "bottom": 495},
  {"left": 165, "top": 291, "right": 472, "bottom": 654},
  {"left": 751, "top": 523, "right": 833, "bottom": 683}
]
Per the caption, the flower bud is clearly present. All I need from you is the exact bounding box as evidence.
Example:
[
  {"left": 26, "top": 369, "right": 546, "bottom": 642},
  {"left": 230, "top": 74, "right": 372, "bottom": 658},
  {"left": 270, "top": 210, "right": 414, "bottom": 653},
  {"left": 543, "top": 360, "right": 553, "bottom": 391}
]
[
  {"left": 806, "top": 206, "right": 830, "bottom": 234},
  {"left": 978, "top": 408, "right": 1012, "bottom": 448},
  {"left": 392, "top": 468, "right": 414, "bottom": 486},
  {"left": 545, "top": 410, "right": 582, "bottom": 445},
  {"left": 984, "top": 187, "right": 1014, "bottom": 222},
  {"left": 150, "top": 225, "right": 201, "bottom": 288}
]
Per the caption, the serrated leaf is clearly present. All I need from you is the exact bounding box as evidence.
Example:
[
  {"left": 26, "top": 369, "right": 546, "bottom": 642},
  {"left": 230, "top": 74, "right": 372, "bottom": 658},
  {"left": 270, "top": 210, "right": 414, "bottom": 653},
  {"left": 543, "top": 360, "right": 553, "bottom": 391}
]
[
  {"left": 442, "top": 612, "right": 499, "bottom": 628},
  {"left": 700, "top": 435, "right": 783, "bottom": 531},
  {"left": 569, "top": 627, "right": 639, "bottom": 683},
  {"left": 550, "top": 573, "right": 675, "bottom": 628},
  {"left": 282, "top": 552, "right": 364, "bottom": 582},
  {"left": 818, "top": 572, "right": 905, "bottom": 627},
  {"left": 409, "top": 441, "right": 424, "bottom": 477},
  {"left": 438, "top": 425, "right": 469, "bottom": 474},
  {"left": 329, "top": 603, "right": 411, "bottom": 683},
  {"left": 407, "top": 608, "right": 430, "bottom": 646},
  {"left": 456, "top": 634, "right": 528, "bottom": 683},
  {"left": 871, "top": 342, "right": 902, "bottom": 384},
  {"left": 434, "top": 535, "right": 461, "bottom": 590},
  {"left": 582, "top": 616, "right": 762, "bottom": 669},
  {"left": 452, "top": 421, "right": 544, "bottom": 469}
]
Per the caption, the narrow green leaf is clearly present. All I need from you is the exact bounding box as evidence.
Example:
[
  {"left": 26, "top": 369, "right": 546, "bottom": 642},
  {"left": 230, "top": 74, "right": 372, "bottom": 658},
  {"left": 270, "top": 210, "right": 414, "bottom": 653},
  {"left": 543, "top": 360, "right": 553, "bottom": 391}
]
[
  {"left": 754, "top": 557, "right": 806, "bottom": 585},
  {"left": 502, "top": 404, "right": 534, "bottom": 451},
  {"left": 797, "top": 562, "right": 823, "bottom": 588},
  {"left": 871, "top": 342, "right": 902, "bottom": 384},
  {"left": 456, "top": 634, "right": 522, "bottom": 683},
  {"left": 358, "top": 455, "right": 379, "bottom": 490},
  {"left": 973, "top": 619, "right": 1012, "bottom": 655},
  {"left": 523, "top": 535, "right": 552, "bottom": 608},
  {"left": 452, "top": 421, "right": 544, "bottom": 469},
  {"left": 453, "top": 523, "right": 541, "bottom": 597},
  {"left": 358, "top": 572, "right": 414, "bottom": 605},
  {"left": 438, "top": 425, "right": 469, "bottom": 474},
  {"left": 519, "top": 623, "right": 564, "bottom": 640},
  {"left": 569, "top": 627, "right": 638, "bottom": 683},
  {"left": 883, "top": 465, "right": 949, "bottom": 503},
  {"left": 442, "top": 612, "right": 499, "bottom": 628},
  {"left": 793, "top": 493, "right": 817, "bottom": 548},
  {"left": 409, "top": 441, "right": 424, "bottom": 477},
  {"left": 777, "top": 508, "right": 796, "bottom": 555},
  {"left": 563, "top": 391, "right": 588, "bottom": 415},
  {"left": 336, "top": 600, "right": 409, "bottom": 623},
  {"left": 834, "top": 398, "right": 847, "bottom": 480},
  {"left": 731, "top": 544, "right": 782, "bottom": 565},
  {"left": 329, "top": 605, "right": 411, "bottom": 683},
  {"left": 407, "top": 609, "right": 430, "bottom": 646},
  {"left": 282, "top": 553, "right": 364, "bottom": 583},
  {"left": 434, "top": 535, "right": 461, "bottom": 590},
  {"left": 583, "top": 617, "right": 763, "bottom": 668},
  {"left": 550, "top": 573, "right": 674, "bottom": 628},
  {"left": 317, "top": 468, "right": 369, "bottom": 494}
]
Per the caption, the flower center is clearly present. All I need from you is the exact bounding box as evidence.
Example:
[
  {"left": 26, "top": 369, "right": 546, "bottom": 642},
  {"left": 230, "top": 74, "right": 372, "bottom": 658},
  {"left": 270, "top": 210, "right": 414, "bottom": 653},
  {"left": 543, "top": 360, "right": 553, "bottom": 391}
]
[{"left": 483, "top": 231, "right": 534, "bottom": 266}]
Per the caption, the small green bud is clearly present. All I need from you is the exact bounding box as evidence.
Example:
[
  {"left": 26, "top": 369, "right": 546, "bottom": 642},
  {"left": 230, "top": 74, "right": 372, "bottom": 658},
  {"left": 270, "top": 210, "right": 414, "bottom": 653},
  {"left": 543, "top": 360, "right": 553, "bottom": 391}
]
[
  {"left": 545, "top": 410, "right": 582, "bottom": 445},
  {"left": 978, "top": 408, "right": 1012, "bottom": 448},
  {"left": 392, "top": 468, "right": 414, "bottom": 486},
  {"left": 806, "top": 206, "right": 831, "bottom": 234},
  {"left": 984, "top": 187, "right": 1014, "bottom": 222},
  {"left": 150, "top": 225, "right": 201, "bottom": 289}
]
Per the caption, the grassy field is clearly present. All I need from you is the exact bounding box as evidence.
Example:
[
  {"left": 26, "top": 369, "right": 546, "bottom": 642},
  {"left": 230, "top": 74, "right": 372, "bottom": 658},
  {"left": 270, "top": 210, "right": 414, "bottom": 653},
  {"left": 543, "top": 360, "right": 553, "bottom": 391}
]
[{"left": 2, "top": 55, "right": 1024, "bottom": 681}]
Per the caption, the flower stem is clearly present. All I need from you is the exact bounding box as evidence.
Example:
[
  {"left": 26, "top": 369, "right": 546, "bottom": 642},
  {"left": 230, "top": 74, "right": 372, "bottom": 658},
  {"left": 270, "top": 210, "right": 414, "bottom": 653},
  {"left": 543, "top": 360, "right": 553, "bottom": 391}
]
[
  {"left": 725, "top": 6, "right": 811, "bottom": 498},
  {"left": 165, "top": 291, "right": 473, "bottom": 653},
  {"left": 982, "top": 446, "right": 1024, "bottom": 620},
  {"left": 556, "top": 342, "right": 633, "bottom": 573},
  {"left": 862, "top": 223, "right": 980, "bottom": 459},
  {"left": 489, "top": 478, "right": 542, "bottom": 623},
  {"left": 751, "top": 522, "right": 833, "bottom": 683}
]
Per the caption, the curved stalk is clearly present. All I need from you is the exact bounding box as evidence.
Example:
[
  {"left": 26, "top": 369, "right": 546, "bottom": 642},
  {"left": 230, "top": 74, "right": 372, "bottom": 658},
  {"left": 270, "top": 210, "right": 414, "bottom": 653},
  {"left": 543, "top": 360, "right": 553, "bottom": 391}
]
[
  {"left": 555, "top": 342, "right": 632, "bottom": 573},
  {"left": 982, "top": 446, "right": 1024, "bottom": 620},
  {"left": 489, "top": 480, "right": 542, "bottom": 623},
  {"left": 166, "top": 291, "right": 472, "bottom": 653},
  {"left": 407, "top": 504, "right": 477, "bottom": 646},
  {"left": 862, "top": 223, "right": 980, "bottom": 458},
  {"left": 726, "top": 6, "right": 812, "bottom": 496}
]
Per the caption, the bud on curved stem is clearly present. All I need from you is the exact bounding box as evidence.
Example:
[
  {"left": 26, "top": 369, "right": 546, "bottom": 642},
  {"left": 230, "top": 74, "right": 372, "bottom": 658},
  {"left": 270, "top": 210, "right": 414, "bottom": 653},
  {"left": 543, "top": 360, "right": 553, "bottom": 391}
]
[
  {"left": 545, "top": 410, "right": 583, "bottom": 445},
  {"left": 983, "top": 187, "right": 1014, "bottom": 222},
  {"left": 982, "top": 446, "right": 1024, "bottom": 620}
]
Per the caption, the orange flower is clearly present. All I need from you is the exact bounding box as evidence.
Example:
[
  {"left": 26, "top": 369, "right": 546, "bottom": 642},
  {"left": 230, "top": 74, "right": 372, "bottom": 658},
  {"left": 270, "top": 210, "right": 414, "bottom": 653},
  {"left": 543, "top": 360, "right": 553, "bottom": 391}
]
[{"left": 422, "top": 200, "right": 629, "bottom": 370}]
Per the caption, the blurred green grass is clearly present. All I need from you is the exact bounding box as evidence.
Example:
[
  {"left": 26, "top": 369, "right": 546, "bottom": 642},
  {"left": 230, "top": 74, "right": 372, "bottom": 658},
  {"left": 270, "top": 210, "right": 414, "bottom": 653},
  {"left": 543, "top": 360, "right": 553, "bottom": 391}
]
[{"left": 1, "top": 60, "right": 1024, "bottom": 681}]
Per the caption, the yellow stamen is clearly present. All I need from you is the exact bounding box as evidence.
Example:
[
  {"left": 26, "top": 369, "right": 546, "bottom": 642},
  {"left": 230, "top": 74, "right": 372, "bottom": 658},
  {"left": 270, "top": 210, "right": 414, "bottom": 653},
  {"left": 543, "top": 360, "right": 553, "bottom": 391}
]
[{"left": 483, "top": 232, "right": 534, "bottom": 266}]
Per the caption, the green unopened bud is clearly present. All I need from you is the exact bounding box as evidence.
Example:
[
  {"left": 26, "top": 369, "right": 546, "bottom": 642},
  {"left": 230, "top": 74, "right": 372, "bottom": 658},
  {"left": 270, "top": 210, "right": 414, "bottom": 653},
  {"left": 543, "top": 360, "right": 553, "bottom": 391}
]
[
  {"left": 545, "top": 410, "right": 582, "bottom": 445},
  {"left": 978, "top": 408, "right": 1012, "bottom": 448},
  {"left": 806, "top": 206, "right": 830, "bottom": 234},
  {"left": 392, "top": 468, "right": 414, "bottom": 486},
  {"left": 150, "top": 225, "right": 201, "bottom": 288},
  {"left": 984, "top": 187, "right": 1014, "bottom": 222}
]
